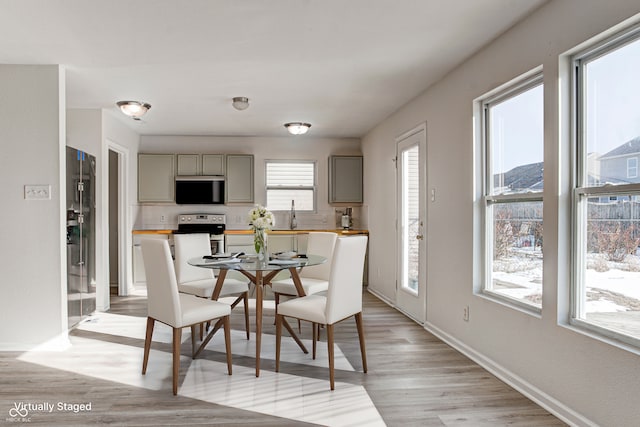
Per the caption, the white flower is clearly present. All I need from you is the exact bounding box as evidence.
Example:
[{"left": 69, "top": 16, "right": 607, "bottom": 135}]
[{"left": 248, "top": 204, "right": 275, "bottom": 230}]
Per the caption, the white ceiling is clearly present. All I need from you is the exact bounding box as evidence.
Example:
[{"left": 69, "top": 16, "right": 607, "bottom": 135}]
[{"left": 0, "top": 0, "right": 546, "bottom": 138}]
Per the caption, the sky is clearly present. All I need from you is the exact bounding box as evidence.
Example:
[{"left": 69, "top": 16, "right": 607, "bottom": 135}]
[
  {"left": 586, "top": 36, "right": 640, "bottom": 155},
  {"left": 490, "top": 35, "right": 640, "bottom": 174}
]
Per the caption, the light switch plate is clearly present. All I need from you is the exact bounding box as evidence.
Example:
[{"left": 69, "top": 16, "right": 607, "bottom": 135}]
[{"left": 25, "top": 185, "right": 51, "bottom": 200}]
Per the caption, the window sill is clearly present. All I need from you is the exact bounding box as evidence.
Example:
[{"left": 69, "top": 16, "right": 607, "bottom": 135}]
[
  {"left": 478, "top": 290, "right": 542, "bottom": 318},
  {"left": 565, "top": 318, "right": 640, "bottom": 356}
]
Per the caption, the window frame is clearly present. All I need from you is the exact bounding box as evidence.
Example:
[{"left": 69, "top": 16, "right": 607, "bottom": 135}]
[
  {"left": 480, "top": 71, "right": 544, "bottom": 313},
  {"left": 571, "top": 24, "right": 640, "bottom": 348},
  {"left": 264, "top": 159, "right": 317, "bottom": 212}
]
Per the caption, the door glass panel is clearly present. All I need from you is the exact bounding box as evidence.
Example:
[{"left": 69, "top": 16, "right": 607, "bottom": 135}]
[{"left": 401, "top": 145, "right": 420, "bottom": 293}]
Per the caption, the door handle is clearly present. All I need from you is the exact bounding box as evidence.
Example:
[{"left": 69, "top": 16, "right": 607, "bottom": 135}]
[{"left": 416, "top": 234, "right": 424, "bottom": 240}]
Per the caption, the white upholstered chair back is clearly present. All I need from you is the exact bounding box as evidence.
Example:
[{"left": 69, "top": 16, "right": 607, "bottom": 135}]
[
  {"left": 325, "top": 236, "right": 368, "bottom": 324},
  {"left": 141, "top": 239, "right": 182, "bottom": 326},
  {"left": 301, "top": 232, "right": 338, "bottom": 281},
  {"left": 174, "top": 233, "right": 215, "bottom": 284}
]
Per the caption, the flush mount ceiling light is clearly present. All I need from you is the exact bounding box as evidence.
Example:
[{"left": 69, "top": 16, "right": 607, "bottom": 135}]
[
  {"left": 232, "top": 97, "right": 250, "bottom": 111},
  {"left": 116, "top": 101, "right": 151, "bottom": 120},
  {"left": 284, "top": 122, "right": 311, "bottom": 135}
]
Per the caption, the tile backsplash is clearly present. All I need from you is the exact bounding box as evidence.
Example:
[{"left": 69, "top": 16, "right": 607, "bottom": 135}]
[{"left": 135, "top": 204, "right": 368, "bottom": 231}]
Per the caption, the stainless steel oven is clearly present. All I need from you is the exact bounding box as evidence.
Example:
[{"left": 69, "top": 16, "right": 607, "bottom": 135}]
[{"left": 176, "top": 213, "right": 226, "bottom": 254}]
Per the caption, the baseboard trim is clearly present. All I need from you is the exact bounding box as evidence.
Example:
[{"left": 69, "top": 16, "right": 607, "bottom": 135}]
[{"left": 365, "top": 288, "right": 595, "bottom": 427}]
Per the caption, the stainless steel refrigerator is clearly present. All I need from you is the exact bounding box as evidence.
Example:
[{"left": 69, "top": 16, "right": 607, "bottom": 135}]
[{"left": 66, "top": 147, "right": 96, "bottom": 328}]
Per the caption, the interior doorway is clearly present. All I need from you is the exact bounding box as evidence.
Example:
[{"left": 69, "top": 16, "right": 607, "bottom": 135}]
[
  {"left": 108, "top": 149, "right": 119, "bottom": 296},
  {"left": 106, "top": 140, "right": 132, "bottom": 298},
  {"left": 395, "top": 124, "right": 427, "bottom": 323}
]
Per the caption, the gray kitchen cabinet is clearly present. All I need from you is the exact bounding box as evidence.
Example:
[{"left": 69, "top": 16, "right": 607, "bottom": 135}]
[
  {"left": 328, "top": 155, "right": 363, "bottom": 204},
  {"left": 177, "top": 154, "right": 225, "bottom": 176},
  {"left": 269, "top": 235, "right": 296, "bottom": 254},
  {"left": 226, "top": 154, "right": 254, "bottom": 203},
  {"left": 138, "top": 154, "right": 175, "bottom": 202},
  {"left": 133, "top": 233, "right": 171, "bottom": 284},
  {"left": 225, "top": 234, "right": 255, "bottom": 254},
  {"left": 202, "top": 154, "right": 225, "bottom": 175},
  {"left": 176, "top": 154, "right": 200, "bottom": 175}
]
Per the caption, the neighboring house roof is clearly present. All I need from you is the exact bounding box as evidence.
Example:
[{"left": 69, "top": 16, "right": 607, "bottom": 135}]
[
  {"left": 600, "top": 136, "right": 640, "bottom": 159},
  {"left": 494, "top": 162, "right": 543, "bottom": 192},
  {"left": 491, "top": 136, "right": 640, "bottom": 192}
]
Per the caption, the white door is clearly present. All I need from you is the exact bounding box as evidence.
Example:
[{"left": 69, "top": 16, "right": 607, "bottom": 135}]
[{"left": 396, "top": 124, "right": 427, "bottom": 323}]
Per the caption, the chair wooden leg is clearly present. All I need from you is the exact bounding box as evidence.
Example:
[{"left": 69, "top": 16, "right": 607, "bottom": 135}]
[
  {"left": 142, "top": 317, "right": 155, "bottom": 374},
  {"left": 355, "top": 312, "right": 367, "bottom": 373},
  {"left": 275, "top": 314, "right": 282, "bottom": 372},
  {"left": 327, "top": 324, "right": 335, "bottom": 390},
  {"left": 199, "top": 323, "right": 204, "bottom": 341},
  {"left": 273, "top": 293, "right": 280, "bottom": 326},
  {"left": 194, "top": 318, "right": 223, "bottom": 359},
  {"left": 191, "top": 325, "right": 197, "bottom": 358},
  {"left": 298, "top": 319, "right": 301, "bottom": 333},
  {"left": 282, "top": 317, "right": 308, "bottom": 354},
  {"left": 172, "top": 327, "right": 182, "bottom": 395},
  {"left": 223, "top": 315, "right": 233, "bottom": 375},
  {"left": 243, "top": 292, "right": 250, "bottom": 340},
  {"left": 312, "top": 322, "right": 317, "bottom": 360}
]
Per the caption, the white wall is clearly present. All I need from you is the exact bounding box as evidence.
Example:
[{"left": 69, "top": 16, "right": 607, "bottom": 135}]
[
  {"left": 138, "top": 135, "right": 362, "bottom": 230},
  {"left": 363, "top": 1, "right": 640, "bottom": 425},
  {"left": 0, "top": 65, "right": 66, "bottom": 349}
]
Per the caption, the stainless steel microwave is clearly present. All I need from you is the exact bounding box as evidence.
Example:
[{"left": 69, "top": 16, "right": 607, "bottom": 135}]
[{"left": 175, "top": 176, "right": 225, "bottom": 204}]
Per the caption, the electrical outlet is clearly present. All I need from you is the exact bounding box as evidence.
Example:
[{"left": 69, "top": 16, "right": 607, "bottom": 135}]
[
  {"left": 160, "top": 214, "right": 166, "bottom": 223},
  {"left": 463, "top": 305, "right": 470, "bottom": 322}
]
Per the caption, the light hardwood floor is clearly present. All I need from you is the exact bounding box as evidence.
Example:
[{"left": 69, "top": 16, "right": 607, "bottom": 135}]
[{"left": 0, "top": 291, "right": 565, "bottom": 426}]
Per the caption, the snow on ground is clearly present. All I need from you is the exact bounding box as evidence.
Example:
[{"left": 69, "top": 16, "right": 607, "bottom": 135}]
[{"left": 494, "top": 253, "right": 640, "bottom": 313}]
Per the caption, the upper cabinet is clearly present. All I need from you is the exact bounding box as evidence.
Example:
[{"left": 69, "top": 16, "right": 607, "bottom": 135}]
[
  {"left": 176, "top": 154, "right": 225, "bottom": 176},
  {"left": 202, "top": 154, "right": 225, "bottom": 175},
  {"left": 176, "top": 154, "right": 200, "bottom": 175},
  {"left": 226, "top": 154, "right": 254, "bottom": 204},
  {"left": 138, "top": 154, "right": 175, "bottom": 202},
  {"left": 329, "top": 155, "right": 363, "bottom": 204}
]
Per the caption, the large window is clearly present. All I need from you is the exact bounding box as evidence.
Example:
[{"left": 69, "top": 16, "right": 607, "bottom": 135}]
[
  {"left": 480, "top": 72, "right": 544, "bottom": 311},
  {"left": 265, "top": 160, "right": 316, "bottom": 211},
  {"left": 572, "top": 26, "right": 640, "bottom": 345}
]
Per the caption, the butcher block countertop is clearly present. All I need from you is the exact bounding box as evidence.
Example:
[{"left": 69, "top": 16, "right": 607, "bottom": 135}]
[
  {"left": 132, "top": 229, "right": 174, "bottom": 235},
  {"left": 224, "top": 229, "right": 368, "bottom": 235},
  {"left": 133, "top": 229, "right": 368, "bottom": 235}
]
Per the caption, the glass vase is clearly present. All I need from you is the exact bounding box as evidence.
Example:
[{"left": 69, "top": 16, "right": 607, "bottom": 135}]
[{"left": 254, "top": 228, "right": 268, "bottom": 261}]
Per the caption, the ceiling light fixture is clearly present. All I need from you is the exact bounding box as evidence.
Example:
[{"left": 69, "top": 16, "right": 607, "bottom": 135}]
[
  {"left": 284, "top": 122, "right": 311, "bottom": 135},
  {"left": 116, "top": 100, "right": 151, "bottom": 120},
  {"left": 232, "top": 97, "right": 250, "bottom": 111}
]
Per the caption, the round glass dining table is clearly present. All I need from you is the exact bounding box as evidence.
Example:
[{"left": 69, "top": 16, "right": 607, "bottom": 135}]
[{"left": 188, "top": 254, "right": 326, "bottom": 377}]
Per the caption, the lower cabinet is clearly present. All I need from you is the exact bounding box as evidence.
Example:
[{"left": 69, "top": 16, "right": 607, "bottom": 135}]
[
  {"left": 225, "top": 234, "right": 255, "bottom": 255},
  {"left": 225, "top": 234, "right": 300, "bottom": 255},
  {"left": 133, "top": 234, "right": 171, "bottom": 284}
]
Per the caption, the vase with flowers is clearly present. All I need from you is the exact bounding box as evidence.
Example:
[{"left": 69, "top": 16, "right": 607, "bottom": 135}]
[{"left": 248, "top": 204, "right": 275, "bottom": 262}]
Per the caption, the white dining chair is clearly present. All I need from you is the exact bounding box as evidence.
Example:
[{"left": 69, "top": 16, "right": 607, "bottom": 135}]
[
  {"left": 271, "top": 232, "right": 338, "bottom": 333},
  {"left": 275, "top": 236, "right": 368, "bottom": 390},
  {"left": 141, "top": 239, "right": 232, "bottom": 395},
  {"left": 272, "top": 232, "right": 338, "bottom": 298},
  {"left": 173, "top": 233, "right": 251, "bottom": 339}
]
